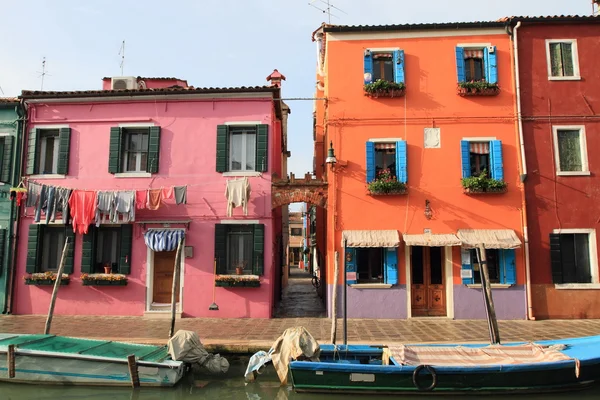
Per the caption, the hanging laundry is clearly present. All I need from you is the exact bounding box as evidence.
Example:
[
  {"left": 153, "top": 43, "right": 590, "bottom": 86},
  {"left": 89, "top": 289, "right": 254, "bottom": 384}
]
[
  {"left": 34, "top": 185, "right": 49, "bottom": 223},
  {"left": 114, "top": 191, "right": 135, "bottom": 223},
  {"left": 174, "top": 185, "right": 187, "bottom": 205},
  {"left": 42, "top": 186, "right": 57, "bottom": 224},
  {"left": 69, "top": 190, "right": 97, "bottom": 235},
  {"left": 95, "top": 191, "right": 117, "bottom": 226},
  {"left": 135, "top": 190, "right": 147, "bottom": 210},
  {"left": 225, "top": 177, "right": 251, "bottom": 217},
  {"left": 26, "top": 182, "right": 41, "bottom": 208},
  {"left": 161, "top": 186, "right": 174, "bottom": 201},
  {"left": 147, "top": 189, "right": 162, "bottom": 211},
  {"left": 51, "top": 188, "right": 72, "bottom": 224},
  {"left": 10, "top": 188, "right": 27, "bottom": 207}
]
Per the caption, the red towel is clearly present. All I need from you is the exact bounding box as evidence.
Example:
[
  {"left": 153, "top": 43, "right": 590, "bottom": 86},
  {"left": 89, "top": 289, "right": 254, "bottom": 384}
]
[
  {"left": 161, "top": 187, "right": 174, "bottom": 201},
  {"left": 136, "top": 190, "right": 147, "bottom": 209},
  {"left": 69, "top": 190, "right": 97, "bottom": 234}
]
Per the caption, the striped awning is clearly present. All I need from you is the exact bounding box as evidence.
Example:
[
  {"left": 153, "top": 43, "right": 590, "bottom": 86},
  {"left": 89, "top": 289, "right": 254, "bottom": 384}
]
[
  {"left": 464, "top": 49, "right": 484, "bottom": 59},
  {"left": 403, "top": 233, "right": 461, "bottom": 247},
  {"left": 144, "top": 229, "right": 185, "bottom": 252},
  {"left": 470, "top": 142, "right": 490, "bottom": 154},
  {"left": 457, "top": 229, "right": 521, "bottom": 249},
  {"left": 342, "top": 230, "right": 400, "bottom": 248},
  {"left": 374, "top": 143, "right": 396, "bottom": 150}
]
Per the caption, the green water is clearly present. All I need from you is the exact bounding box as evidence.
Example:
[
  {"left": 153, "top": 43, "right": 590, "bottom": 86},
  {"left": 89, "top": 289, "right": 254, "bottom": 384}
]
[{"left": 2, "top": 356, "right": 599, "bottom": 399}]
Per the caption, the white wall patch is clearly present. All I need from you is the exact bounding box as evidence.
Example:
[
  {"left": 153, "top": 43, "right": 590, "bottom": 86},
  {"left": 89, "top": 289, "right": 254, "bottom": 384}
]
[{"left": 424, "top": 128, "right": 441, "bottom": 148}]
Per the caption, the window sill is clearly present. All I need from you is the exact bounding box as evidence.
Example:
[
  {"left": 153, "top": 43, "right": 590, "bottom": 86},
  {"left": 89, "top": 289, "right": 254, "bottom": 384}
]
[
  {"left": 555, "top": 283, "right": 600, "bottom": 290},
  {"left": 463, "top": 187, "right": 507, "bottom": 195},
  {"left": 556, "top": 171, "right": 591, "bottom": 176},
  {"left": 215, "top": 274, "right": 261, "bottom": 287},
  {"left": 115, "top": 172, "right": 152, "bottom": 178},
  {"left": 466, "top": 283, "right": 513, "bottom": 289},
  {"left": 25, "top": 278, "right": 70, "bottom": 286},
  {"left": 349, "top": 283, "right": 392, "bottom": 289},
  {"left": 548, "top": 76, "right": 581, "bottom": 81},
  {"left": 457, "top": 87, "right": 500, "bottom": 97},
  {"left": 363, "top": 87, "right": 406, "bottom": 98},
  {"left": 367, "top": 189, "right": 407, "bottom": 196},
  {"left": 222, "top": 171, "right": 262, "bottom": 177},
  {"left": 28, "top": 174, "right": 66, "bottom": 180},
  {"left": 81, "top": 273, "right": 128, "bottom": 286}
]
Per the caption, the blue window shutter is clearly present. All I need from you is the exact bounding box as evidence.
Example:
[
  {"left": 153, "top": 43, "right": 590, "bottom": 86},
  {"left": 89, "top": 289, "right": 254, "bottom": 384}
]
[
  {"left": 345, "top": 248, "right": 357, "bottom": 285},
  {"left": 395, "top": 140, "right": 407, "bottom": 183},
  {"left": 460, "top": 140, "right": 471, "bottom": 178},
  {"left": 456, "top": 47, "right": 465, "bottom": 82},
  {"left": 366, "top": 141, "right": 375, "bottom": 183},
  {"left": 461, "top": 249, "right": 474, "bottom": 285},
  {"left": 503, "top": 249, "right": 516, "bottom": 285},
  {"left": 364, "top": 49, "right": 373, "bottom": 84},
  {"left": 385, "top": 248, "right": 398, "bottom": 285},
  {"left": 490, "top": 140, "right": 503, "bottom": 180},
  {"left": 393, "top": 50, "right": 405, "bottom": 84},
  {"left": 486, "top": 46, "right": 498, "bottom": 84}
]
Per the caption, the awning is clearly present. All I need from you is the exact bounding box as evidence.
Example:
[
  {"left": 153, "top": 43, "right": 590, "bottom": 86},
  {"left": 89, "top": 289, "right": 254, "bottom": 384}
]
[
  {"left": 342, "top": 230, "right": 400, "bottom": 248},
  {"left": 144, "top": 229, "right": 185, "bottom": 252},
  {"left": 456, "top": 229, "right": 521, "bottom": 249},
  {"left": 403, "top": 233, "right": 461, "bottom": 247}
]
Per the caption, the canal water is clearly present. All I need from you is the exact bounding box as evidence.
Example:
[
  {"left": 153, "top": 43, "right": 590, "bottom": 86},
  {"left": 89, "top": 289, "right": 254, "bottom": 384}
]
[{"left": 2, "top": 355, "right": 599, "bottom": 399}]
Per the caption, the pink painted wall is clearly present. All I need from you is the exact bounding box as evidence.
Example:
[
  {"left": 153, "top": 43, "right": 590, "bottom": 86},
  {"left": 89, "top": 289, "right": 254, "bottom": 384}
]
[{"left": 15, "top": 96, "right": 279, "bottom": 318}]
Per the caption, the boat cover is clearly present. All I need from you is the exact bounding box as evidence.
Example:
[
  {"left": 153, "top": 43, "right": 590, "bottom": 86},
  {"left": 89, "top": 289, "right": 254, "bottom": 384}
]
[
  {"left": 386, "top": 343, "right": 579, "bottom": 376},
  {"left": 269, "top": 327, "right": 321, "bottom": 385},
  {"left": 167, "top": 330, "right": 229, "bottom": 374}
]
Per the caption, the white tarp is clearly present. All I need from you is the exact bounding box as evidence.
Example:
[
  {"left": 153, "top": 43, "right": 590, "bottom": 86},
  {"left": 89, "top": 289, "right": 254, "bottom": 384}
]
[{"left": 168, "top": 330, "right": 229, "bottom": 375}]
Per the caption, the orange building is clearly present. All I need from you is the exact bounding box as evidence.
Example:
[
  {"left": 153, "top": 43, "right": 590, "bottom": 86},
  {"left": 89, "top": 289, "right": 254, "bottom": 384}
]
[{"left": 312, "top": 21, "right": 527, "bottom": 320}]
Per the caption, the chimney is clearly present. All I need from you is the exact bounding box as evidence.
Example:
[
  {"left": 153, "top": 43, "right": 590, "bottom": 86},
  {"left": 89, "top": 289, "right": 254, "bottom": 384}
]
[{"left": 266, "top": 69, "right": 286, "bottom": 88}]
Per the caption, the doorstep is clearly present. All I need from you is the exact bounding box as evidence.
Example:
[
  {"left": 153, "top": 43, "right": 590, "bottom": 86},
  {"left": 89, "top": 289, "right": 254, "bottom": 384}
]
[{"left": 143, "top": 310, "right": 182, "bottom": 319}]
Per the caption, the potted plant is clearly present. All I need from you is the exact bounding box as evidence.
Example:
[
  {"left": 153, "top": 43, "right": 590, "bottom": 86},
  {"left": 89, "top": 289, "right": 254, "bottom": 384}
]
[
  {"left": 367, "top": 168, "right": 407, "bottom": 195},
  {"left": 461, "top": 170, "right": 507, "bottom": 194},
  {"left": 103, "top": 263, "right": 112, "bottom": 274},
  {"left": 364, "top": 79, "right": 406, "bottom": 98},
  {"left": 457, "top": 80, "right": 500, "bottom": 96},
  {"left": 234, "top": 261, "right": 246, "bottom": 275}
]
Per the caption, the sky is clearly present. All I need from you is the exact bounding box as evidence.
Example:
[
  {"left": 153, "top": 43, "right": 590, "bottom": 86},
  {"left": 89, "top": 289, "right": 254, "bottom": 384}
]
[{"left": 0, "top": 0, "right": 593, "bottom": 212}]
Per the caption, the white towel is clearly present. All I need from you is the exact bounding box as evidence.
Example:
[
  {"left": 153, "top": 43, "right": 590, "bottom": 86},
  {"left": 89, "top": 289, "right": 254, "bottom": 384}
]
[{"left": 225, "top": 177, "right": 251, "bottom": 217}]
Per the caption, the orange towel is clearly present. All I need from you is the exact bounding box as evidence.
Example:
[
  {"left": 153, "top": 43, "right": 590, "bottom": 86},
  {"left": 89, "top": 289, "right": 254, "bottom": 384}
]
[
  {"left": 147, "top": 189, "right": 162, "bottom": 210},
  {"left": 69, "top": 190, "right": 97, "bottom": 234}
]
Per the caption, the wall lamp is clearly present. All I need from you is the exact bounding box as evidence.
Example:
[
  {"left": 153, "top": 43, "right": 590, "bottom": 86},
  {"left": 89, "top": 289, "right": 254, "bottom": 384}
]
[{"left": 325, "top": 141, "right": 337, "bottom": 166}]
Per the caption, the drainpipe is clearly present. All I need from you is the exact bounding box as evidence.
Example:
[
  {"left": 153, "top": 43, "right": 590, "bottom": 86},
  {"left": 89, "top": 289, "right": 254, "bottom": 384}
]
[
  {"left": 510, "top": 21, "right": 535, "bottom": 320},
  {"left": 6, "top": 100, "right": 26, "bottom": 314}
]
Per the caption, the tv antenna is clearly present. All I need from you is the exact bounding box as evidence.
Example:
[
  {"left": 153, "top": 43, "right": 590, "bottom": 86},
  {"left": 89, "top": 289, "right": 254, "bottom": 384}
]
[
  {"left": 0, "top": 86, "right": 4, "bottom": 95},
  {"left": 119, "top": 40, "right": 125, "bottom": 75},
  {"left": 37, "top": 57, "right": 50, "bottom": 91},
  {"left": 309, "top": 0, "right": 347, "bottom": 23}
]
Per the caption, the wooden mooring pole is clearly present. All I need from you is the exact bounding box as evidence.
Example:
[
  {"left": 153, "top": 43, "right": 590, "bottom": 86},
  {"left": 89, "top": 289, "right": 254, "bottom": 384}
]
[
  {"left": 127, "top": 354, "right": 140, "bottom": 388},
  {"left": 44, "top": 237, "right": 70, "bottom": 335},
  {"left": 7, "top": 344, "right": 15, "bottom": 378},
  {"left": 477, "top": 244, "right": 501, "bottom": 345},
  {"left": 330, "top": 251, "right": 339, "bottom": 344},
  {"left": 169, "top": 239, "right": 184, "bottom": 339}
]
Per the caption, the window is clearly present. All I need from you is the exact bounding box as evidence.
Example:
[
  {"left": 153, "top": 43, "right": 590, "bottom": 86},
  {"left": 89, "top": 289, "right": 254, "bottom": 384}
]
[
  {"left": 546, "top": 40, "right": 580, "bottom": 79},
  {"left": 94, "top": 227, "right": 120, "bottom": 273},
  {"left": 460, "top": 140, "right": 503, "bottom": 180},
  {"left": 216, "top": 124, "right": 268, "bottom": 173},
  {"left": 345, "top": 246, "right": 398, "bottom": 285},
  {"left": 108, "top": 126, "right": 160, "bottom": 175},
  {"left": 550, "top": 231, "right": 597, "bottom": 284},
  {"left": 372, "top": 53, "right": 394, "bottom": 82},
  {"left": 214, "top": 223, "right": 265, "bottom": 275},
  {"left": 461, "top": 248, "right": 516, "bottom": 285},
  {"left": 26, "top": 127, "right": 71, "bottom": 176},
  {"left": 363, "top": 49, "right": 405, "bottom": 85},
  {"left": 455, "top": 46, "right": 497, "bottom": 84},
  {"left": 291, "top": 228, "right": 303, "bottom": 236},
  {"left": 356, "top": 248, "right": 384, "bottom": 283},
  {"left": 25, "top": 224, "right": 75, "bottom": 274},
  {"left": 0, "top": 134, "right": 14, "bottom": 183},
  {"left": 366, "top": 141, "right": 407, "bottom": 183},
  {"left": 37, "top": 130, "right": 59, "bottom": 174},
  {"left": 81, "top": 225, "right": 132, "bottom": 274},
  {"left": 464, "top": 51, "right": 485, "bottom": 82},
  {"left": 552, "top": 126, "right": 588, "bottom": 175},
  {"left": 122, "top": 128, "right": 149, "bottom": 173}
]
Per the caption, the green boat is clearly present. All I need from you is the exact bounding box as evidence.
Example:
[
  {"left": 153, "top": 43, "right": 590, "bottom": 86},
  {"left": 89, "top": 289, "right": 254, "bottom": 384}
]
[{"left": 0, "top": 333, "right": 185, "bottom": 387}]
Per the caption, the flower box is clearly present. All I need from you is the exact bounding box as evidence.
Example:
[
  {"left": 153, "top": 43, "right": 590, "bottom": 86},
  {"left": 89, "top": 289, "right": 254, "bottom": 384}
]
[
  {"left": 458, "top": 87, "right": 500, "bottom": 96},
  {"left": 461, "top": 171, "right": 507, "bottom": 195},
  {"left": 24, "top": 273, "right": 69, "bottom": 286},
  {"left": 367, "top": 169, "right": 407, "bottom": 196},
  {"left": 463, "top": 187, "right": 508, "bottom": 195},
  {"left": 80, "top": 273, "right": 128, "bottom": 286},
  {"left": 364, "top": 80, "right": 406, "bottom": 98},
  {"left": 368, "top": 188, "right": 408, "bottom": 196},
  {"left": 215, "top": 280, "right": 261, "bottom": 288},
  {"left": 364, "top": 87, "right": 406, "bottom": 98}
]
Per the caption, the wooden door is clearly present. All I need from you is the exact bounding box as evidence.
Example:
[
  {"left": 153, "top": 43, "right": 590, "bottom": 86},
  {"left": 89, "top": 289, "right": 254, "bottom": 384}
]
[
  {"left": 152, "top": 250, "right": 179, "bottom": 304},
  {"left": 411, "top": 246, "right": 446, "bottom": 317}
]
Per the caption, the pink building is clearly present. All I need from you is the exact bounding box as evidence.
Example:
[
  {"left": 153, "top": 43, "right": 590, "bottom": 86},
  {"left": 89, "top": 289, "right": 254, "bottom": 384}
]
[{"left": 15, "top": 75, "right": 288, "bottom": 318}]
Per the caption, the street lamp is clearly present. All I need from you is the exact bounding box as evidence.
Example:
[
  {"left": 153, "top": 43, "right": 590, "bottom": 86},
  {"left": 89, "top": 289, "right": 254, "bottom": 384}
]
[{"left": 325, "top": 141, "right": 337, "bottom": 165}]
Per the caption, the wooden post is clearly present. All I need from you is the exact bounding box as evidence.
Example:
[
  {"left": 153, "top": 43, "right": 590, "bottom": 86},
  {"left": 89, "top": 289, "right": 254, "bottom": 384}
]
[
  {"left": 7, "top": 344, "right": 15, "bottom": 378},
  {"left": 330, "top": 251, "right": 339, "bottom": 344},
  {"left": 127, "top": 354, "right": 140, "bottom": 388},
  {"left": 44, "top": 237, "right": 70, "bottom": 335},
  {"left": 477, "top": 244, "right": 501, "bottom": 344},
  {"left": 169, "top": 239, "right": 184, "bottom": 339}
]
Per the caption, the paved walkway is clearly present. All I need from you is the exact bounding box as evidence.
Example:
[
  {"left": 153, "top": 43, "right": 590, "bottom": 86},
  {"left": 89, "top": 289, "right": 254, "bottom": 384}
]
[{"left": 273, "top": 267, "right": 326, "bottom": 318}]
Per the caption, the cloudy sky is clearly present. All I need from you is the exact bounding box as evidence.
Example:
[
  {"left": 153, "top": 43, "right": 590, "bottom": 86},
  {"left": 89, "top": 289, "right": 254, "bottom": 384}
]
[{"left": 0, "top": 0, "right": 592, "bottom": 184}]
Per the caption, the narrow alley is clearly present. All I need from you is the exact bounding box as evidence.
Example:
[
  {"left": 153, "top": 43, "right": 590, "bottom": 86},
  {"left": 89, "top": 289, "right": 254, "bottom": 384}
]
[{"left": 274, "top": 267, "right": 326, "bottom": 318}]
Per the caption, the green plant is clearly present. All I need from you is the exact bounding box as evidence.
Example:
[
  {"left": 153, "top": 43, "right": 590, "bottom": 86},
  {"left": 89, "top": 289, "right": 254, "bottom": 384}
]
[
  {"left": 364, "top": 79, "right": 405, "bottom": 94},
  {"left": 461, "top": 170, "right": 506, "bottom": 192},
  {"left": 458, "top": 80, "right": 499, "bottom": 91},
  {"left": 486, "top": 178, "right": 507, "bottom": 191},
  {"left": 368, "top": 168, "right": 407, "bottom": 194}
]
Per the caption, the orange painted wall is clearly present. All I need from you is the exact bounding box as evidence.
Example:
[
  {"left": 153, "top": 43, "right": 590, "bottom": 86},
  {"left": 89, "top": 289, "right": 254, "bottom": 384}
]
[{"left": 321, "top": 30, "right": 525, "bottom": 286}]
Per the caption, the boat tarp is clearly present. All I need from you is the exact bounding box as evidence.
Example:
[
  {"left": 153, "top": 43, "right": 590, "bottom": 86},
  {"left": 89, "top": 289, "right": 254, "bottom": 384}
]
[
  {"left": 167, "top": 330, "right": 229, "bottom": 375},
  {"left": 269, "top": 327, "right": 321, "bottom": 385},
  {"left": 342, "top": 230, "right": 400, "bottom": 248},
  {"left": 385, "top": 343, "right": 580, "bottom": 376}
]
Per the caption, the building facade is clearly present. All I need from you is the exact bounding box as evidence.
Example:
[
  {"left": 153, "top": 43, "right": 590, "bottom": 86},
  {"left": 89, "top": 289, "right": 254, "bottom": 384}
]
[
  {"left": 14, "top": 76, "right": 286, "bottom": 318},
  {"left": 314, "top": 21, "right": 527, "bottom": 320},
  {"left": 288, "top": 211, "right": 304, "bottom": 267},
  {"left": 515, "top": 16, "right": 600, "bottom": 319},
  {"left": 0, "top": 99, "right": 23, "bottom": 314}
]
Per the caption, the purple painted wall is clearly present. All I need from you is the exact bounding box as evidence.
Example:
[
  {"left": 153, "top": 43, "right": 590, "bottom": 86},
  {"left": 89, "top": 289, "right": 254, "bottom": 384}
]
[
  {"left": 327, "top": 284, "right": 408, "bottom": 319},
  {"left": 453, "top": 285, "right": 527, "bottom": 320}
]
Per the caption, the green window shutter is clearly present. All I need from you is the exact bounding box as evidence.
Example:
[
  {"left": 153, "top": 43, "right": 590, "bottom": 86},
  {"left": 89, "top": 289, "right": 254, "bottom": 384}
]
[
  {"left": 56, "top": 128, "right": 71, "bottom": 175},
  {"left": 256, "top": 124, "right": 268, "bottom": 172},
  {"left": 1, "top": 136, "right": 14, "bottom": 183},
  {"left": 216, "top": 125, "right": 229, "bottom": 172},
  {"left": 214, "top": 224, "right": 228, "bottom": 274},
  {"left": 147, "top": 126, "right": 161, "bottom": 173},
  {"left": 119, "top": 224, "right": 133, "bottom": 274},
  {"left": 26, "top": 224, "right": 41, "bottom": 273},
  {"left": 26, "top": 129, "right": 39, "bottom": 175},
  {"left": 253, "top": 224, "right": 265, "bottom": 276},
  {"left": 108, "top": 127, "right": 122, "bottom": 174},
  {"left": 63, "top": 227, "right": 75, "bottom": 274},
  {"left": 0, "top": 229, "right": 6, "bottom": 277},
  {"left": 81, "top": 226, "right": 96, "bottom": 274}
]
